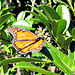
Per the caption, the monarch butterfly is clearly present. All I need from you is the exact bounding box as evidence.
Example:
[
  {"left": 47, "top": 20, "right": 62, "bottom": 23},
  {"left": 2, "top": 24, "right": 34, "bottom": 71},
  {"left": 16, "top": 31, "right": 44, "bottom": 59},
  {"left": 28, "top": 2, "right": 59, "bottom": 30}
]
[{"left": 8, "top": 27, "right": 44, "bottom": 54}]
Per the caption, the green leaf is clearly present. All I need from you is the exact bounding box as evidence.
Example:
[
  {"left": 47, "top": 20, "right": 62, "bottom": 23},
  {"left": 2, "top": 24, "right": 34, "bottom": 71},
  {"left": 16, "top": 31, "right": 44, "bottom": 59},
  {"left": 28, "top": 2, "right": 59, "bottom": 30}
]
[
  {"left": 41, "top": 5, "right": 60, "bottom": 22},
  {"left": 4, "top": 45, "right": 10, "bottom": 52},
  {"left": 69, "top": 50, "right": 75, "bottom": 61},
  {"left": 63, "top": 37, "right": 72, "bottom": 50},
  {"left": 0, "top": 39, "right": 10, "bottom": 44},
  {"left": 55, "top": 0, "right": 72, "bottom": 9},
  {"left": 72, "top": 28, "right": 75, "bottom": 39},
  {"left": 57, "top": 34, "right": 65, "bottom": 47},
  {"left": 0, "top": 13, "right": 13, "bottom": 26},
  {"left": 32, "top": 19, "right": 41, "bottom": 24},
  {"left": 25, "top": 15, "right": 34, "bottom": 26},
  {"left": 32, "top": 52, "right": 42, "bottom": 57},
  {"left": 2, "top": 21, "right": 13, "bottom": 31},
  {"left": 0, "top": 31, "right": 10, "bottom": 44},
  {"left": 26, "top": 5, "right": 51, "bottom": 30},
  {"left": 25, "top": 11, "right": 50, "bottom": 31},
  {"left": 56, "top": 5, "right": 62, "bottom": 18},
  {"left": 56, "top": 5, "right": 70, "bottom": 33},
  {"left": 0, "top": 55, "right": 5, "bottom": 62},
  {"left": 3, "top": 64, "right": 8, "bottom": 74},
  {"left": 27, "top": 5, "right": 48, "bottom": 21},
  {"left": 1, "top": 30, "right": 7, "bottom": 39},
  {"left": 12, "top": 20, "right": 36, "bottom": 30},
  {"left": 0, "top": 57, "right": 46, "bottom": 67},
  {"left": 57, "top": 19, "right": 66, "bottom": 35},
  {"left": 12, "top": 61, "right": 57, "bottom": 75},
  {"left": 12, "top": 20, "right": 31, "bottom": 27},
  {"left": 52, "top": 20, "right": 58, "bottom": 37},
  {"left": 48, "top": 45, "right": 75, "bottom": 75},
  {"left": 12, "top": 25, "right": 36, "bottom": 30},
  {"left": 10, "top": 15, "right": 17, "bottom": 22},
  {"left": 17, "top": 11, "right": 25, "bottom": 21},
  {"left": 1, "top": 6, "right": 15, "bottom": 15},
  {"left": 52, "top": 19, "right": 66, "bottom": 37}
]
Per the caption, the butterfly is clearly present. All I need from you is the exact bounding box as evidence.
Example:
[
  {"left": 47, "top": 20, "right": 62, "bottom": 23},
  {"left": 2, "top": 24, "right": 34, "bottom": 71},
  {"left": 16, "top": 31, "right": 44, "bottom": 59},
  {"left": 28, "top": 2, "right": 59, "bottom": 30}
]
[{"left": 8, "top": 27, "right": 44, "bottom": 54}]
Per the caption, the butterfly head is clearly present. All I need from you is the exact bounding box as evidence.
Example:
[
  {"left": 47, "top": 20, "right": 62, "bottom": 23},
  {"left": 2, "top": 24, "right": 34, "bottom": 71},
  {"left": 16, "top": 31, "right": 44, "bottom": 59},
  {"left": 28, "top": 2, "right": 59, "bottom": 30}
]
[{"left": 36, "top": 37, "right": 44, "bottom": 42}]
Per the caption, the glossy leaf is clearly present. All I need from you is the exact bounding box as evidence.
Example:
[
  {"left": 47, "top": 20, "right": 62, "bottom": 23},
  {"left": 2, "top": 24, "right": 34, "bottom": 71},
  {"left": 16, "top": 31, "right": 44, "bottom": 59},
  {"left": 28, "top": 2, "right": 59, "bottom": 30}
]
[
  {"left": 63, "top": 37, "right": 72, "bottom": 50},
  {"left": 17, "top": 11, "right": 25, "bottom": 21},
  {"left": 68, "top": 51, "right": 75, "bottom": 73},
  {"left": 25, "top": 15, "right": 34, "bottom": 26},
  {"left": 48, "top": 45, "right": 75, "bottom": 75},
  {"left": 4, "top": 45, "right": 10, "bottom": 52},
  {"left": 0, "top": 13, "right": 13, "bottom": 26},
  {"left": 52, "top": 20, "right": 58, "bottom": 37},
  {"left": 56, "top": 5, "right": 70, "bottom": 33},
  {"left": 41, "top": 5, "right": 60, "bottom": 22},
  {"left": 10, "top": 15, "right": 16, "bottom": 22},
  {"left": 57, "top": 19, "right": 66, "bottom": 35},
  {"left": 26, "top": 11, "right": 50, "bottom": 31},
  {"left": 2, "top": 21, "right": 13, "bottom": 31},
  {"left": 27, "top": 5, "right": 48, "bottom": 21},
  {"left": 12, "top": 25, "right": 36, "bottom": 30},
  {"left": 69, "top": 50, "right": 75, "bottom": 61},
  {"left": 1, "top": 6, "right": 15, "bottom": 15},
  {"left": 52, "top": 19, "right": 66, "bottom": 37},
  {"left": 0, "top": 57, "right": 46, "bottom": 67},
  {"left": 12, "top": 61, "right": 57, "bottom": 75},
  {"left": 1, "top": 31, "right": 7, "bottom": 39},
  {"left": 12, "top": 20, "right": 31, "bottom": 27},
  {"left": 57, "top": 34, "right": 65, "bottom": 47},
  {"left": 55, "top": 0, "right": 71, "bottom": 9}
]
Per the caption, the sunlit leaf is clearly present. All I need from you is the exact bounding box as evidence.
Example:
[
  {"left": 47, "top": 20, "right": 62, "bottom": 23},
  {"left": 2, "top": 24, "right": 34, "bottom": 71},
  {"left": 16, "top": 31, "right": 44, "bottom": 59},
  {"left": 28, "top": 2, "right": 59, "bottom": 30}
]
[
  {"left": 12, "top": 20, "right": 31, "bottom": 27},
  {"left": 26, "top": 11, "right": 50, "bottom": 31},
  {"left": 56, "top": 5, "right": 70, "bottom": 33},
  {"left": 0, "top": 57, "right": 46, "bottom": 67},
  {"left": 4, "top": 45, "right": 10, "bottom": 52},
  {"left": 17, "top": 11, "right": 25, "bottom": 21},
  {"left": 12, "top": 61, "right": 57, "bottom": 75},
  {"left": 12, "top": 25, "right": 36, "bottom": 30},
  {"left": 48, "top": 45, "right": 75, "bottom": 75},
  {"left": 41, "top": 5, "right": 60, "bottom": 22}
]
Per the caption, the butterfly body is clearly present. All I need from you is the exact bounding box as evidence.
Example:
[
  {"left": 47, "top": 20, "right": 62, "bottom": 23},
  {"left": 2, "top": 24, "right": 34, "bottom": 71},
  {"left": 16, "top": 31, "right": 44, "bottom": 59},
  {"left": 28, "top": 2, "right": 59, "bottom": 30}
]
[{"left": 8, "top": 27, "right": 44, "bottom": 54}]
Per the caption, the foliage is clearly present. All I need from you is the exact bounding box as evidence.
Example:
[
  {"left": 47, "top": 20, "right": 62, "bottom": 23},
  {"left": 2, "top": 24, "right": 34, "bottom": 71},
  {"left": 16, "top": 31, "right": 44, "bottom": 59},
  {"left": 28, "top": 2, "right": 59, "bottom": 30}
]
[{"left": 0, "top": 0, "right": 75, "bottom": 75}]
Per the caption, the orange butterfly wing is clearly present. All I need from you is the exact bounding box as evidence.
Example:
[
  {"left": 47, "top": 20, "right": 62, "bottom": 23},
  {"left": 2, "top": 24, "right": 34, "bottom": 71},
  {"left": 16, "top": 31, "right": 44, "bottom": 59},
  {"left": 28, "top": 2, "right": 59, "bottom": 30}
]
[
  {"left": 8, "top": 27, "right": 38, "bottom": 40},
  {"left": 19, "top": 39, "right": 44, "bottom": 54},
  {"left": 8, "top": 27, "right": 44, "bottom": 54}
]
